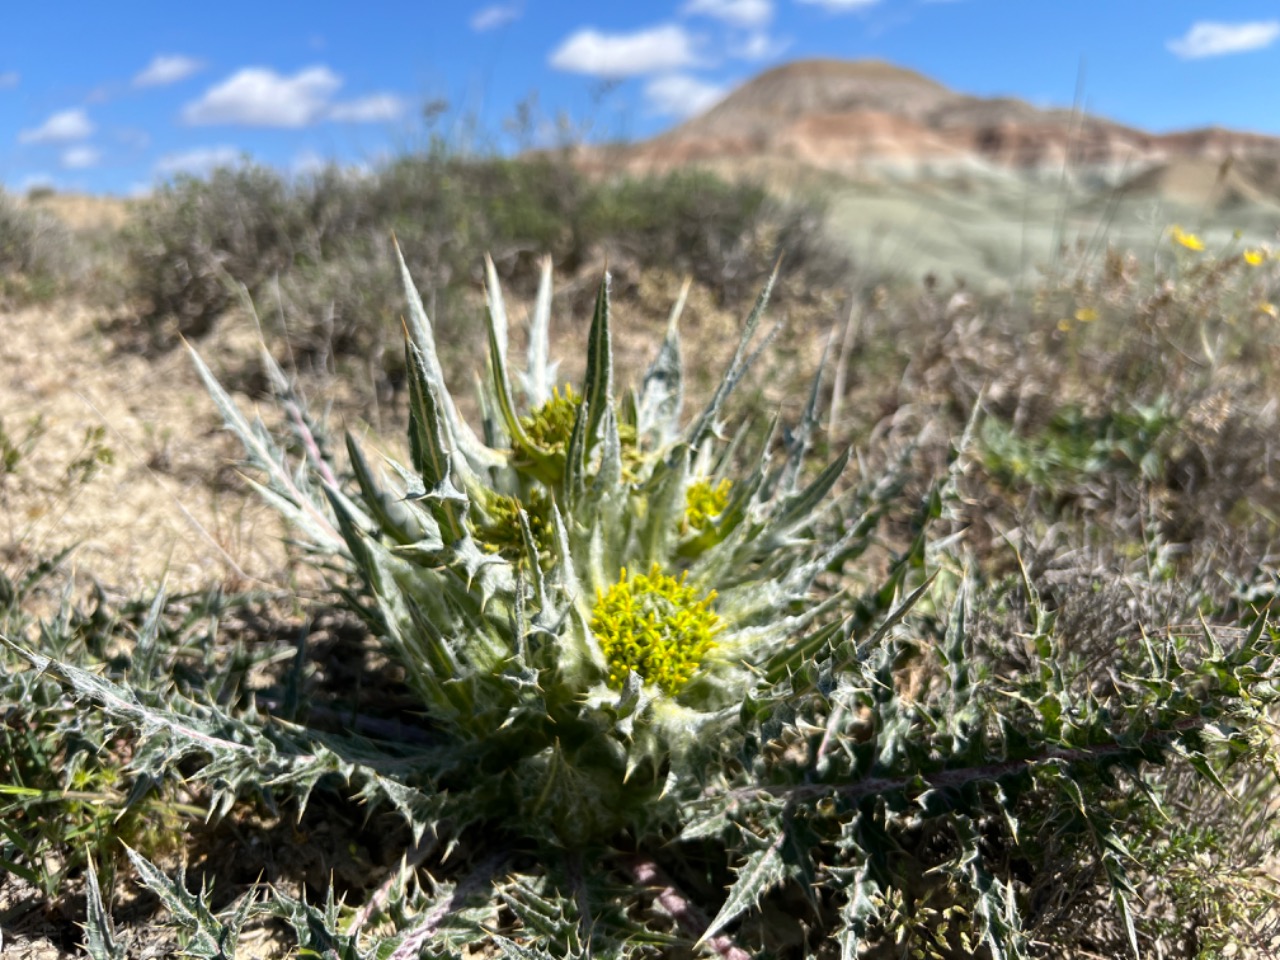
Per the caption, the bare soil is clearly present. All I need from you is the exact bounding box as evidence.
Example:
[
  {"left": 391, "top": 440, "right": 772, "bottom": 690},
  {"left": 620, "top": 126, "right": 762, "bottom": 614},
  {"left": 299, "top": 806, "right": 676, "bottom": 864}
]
[{"left": 0, "top": 297, "right": 291, "bottom": 597}]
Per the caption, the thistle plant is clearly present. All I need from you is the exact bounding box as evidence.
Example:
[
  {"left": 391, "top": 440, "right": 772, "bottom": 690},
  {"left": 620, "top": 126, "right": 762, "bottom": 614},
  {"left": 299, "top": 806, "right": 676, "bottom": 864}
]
[{"left": 190, "top": 247, "right": 895, "bottom": 853}]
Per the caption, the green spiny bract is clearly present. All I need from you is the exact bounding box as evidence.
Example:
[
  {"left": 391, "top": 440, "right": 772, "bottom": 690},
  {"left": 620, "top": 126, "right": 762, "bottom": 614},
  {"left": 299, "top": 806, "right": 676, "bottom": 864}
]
[{"left": 190, "top": 248, "right": 875, "bottom": 848}]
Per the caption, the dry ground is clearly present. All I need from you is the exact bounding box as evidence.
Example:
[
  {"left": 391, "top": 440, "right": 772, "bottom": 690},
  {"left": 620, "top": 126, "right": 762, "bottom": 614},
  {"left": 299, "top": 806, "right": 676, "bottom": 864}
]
[{"left": 0, "top": 297, "right": 292, "bottom": 597}]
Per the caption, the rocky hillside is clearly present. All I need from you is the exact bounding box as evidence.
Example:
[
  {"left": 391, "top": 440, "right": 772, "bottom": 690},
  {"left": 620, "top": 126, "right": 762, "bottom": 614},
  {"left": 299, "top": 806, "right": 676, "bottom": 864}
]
[{"left": 598, "top": 59, "right": 1280, "bottom": 206}]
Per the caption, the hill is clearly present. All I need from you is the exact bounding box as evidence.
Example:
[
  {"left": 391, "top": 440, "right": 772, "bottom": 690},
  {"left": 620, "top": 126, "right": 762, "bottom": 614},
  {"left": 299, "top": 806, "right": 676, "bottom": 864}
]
[{"left": 599, "top": 59, "right": 1280, "bottom": 196}]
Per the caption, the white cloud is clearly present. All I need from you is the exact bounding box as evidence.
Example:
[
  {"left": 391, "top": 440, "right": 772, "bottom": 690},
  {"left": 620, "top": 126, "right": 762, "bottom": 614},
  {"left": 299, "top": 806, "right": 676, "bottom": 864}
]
[
  {"left": 61, "top": 146, "right": 100, "bottom": 169},
  {"left": 182, "top": 66, "right": 341, "bottom": 126},
  {"left": 682, "top": 0, "right": 772, "bottom": 28},
  {"left": 183, "top": 66, "right": 404, "bottom": 126},
  {"left": 154, "top": 145, "right": 241, "bottom": 176},
  {"left": 795, "top": 0, "right": 880, "bottom": 9},
  {"left": 645, "top": 73, "right": 727, "bottom": 118},
  {"left": 550, "top": 25, "right": 702, "bottom": 76},
  {"left": 1167, "top": 21, "right": 1280, "bottom": 59},
  {"left": 732, "top": 30, "right": 791, "bottom": 60},
  {"left": 0, "top": 71, "right": 18, "bottom": 90},
  {"left": 328, "top": 93, "right": 406, "bottom": 122},
  {"left": 18, "top": 109, "right": 94, "bottom": 144},
  {"left": 471, "top": 3, "right": 521, "bottom": 31},
  {"left": 134, "top": 54, "right": 205, "bottom": 88}
]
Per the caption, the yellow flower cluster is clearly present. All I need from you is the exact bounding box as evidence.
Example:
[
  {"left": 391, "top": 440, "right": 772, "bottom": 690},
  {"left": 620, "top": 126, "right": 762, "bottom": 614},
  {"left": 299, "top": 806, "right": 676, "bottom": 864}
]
[
  {"left": 591, "top": 564, "right": 722, "bottom": 695},
  {"left": 513, "top": 383, "right": 642, "bottom": 480},
  {"left": 471, "top": 488, "right": 553, "bottom": 562},
  {"left": 683, "top": 477, "right": 732, "bottom": 532},
  {"left": 516, "top": 385, "right": 581, "bottom": 459}
]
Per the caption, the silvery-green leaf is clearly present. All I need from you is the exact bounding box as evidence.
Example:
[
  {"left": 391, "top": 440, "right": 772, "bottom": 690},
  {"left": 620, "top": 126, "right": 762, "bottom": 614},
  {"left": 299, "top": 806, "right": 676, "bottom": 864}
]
[
  {"left": 687, "top": 262, "right": 777, "bottom": 449},
  {"left": 697, "top": 831, "right": 787, "bottom": 948},
  {"left": 347, "top": 432, "right": 435, "bottom": 546},
  {"left": 563, "top": 396, "right": 591, "bottom": 510},
  {"left": 768, "top": 446, "right": 851, "bottom": 537},
  {"left": 394, "top": 238, "right": 503, "bottom": 469},
  {"left": 547, "top": 500, "right": 582, "bottom": 604},
  {"left": 590, "top": 404, "right": 623, "bottom": 500},
  {"left": 521, "top": 255, "right": 555, "bottom": 407},
  {"left": 485, "top": 292, "right": 554, "bottom": 474},
  {"left": 580, "top": 273, "right": 614, "bottom": 451},
  {"left": 405, "top": 334, "right": 467, "bottom": 542},
  {"left": 836, "top": 868, "right": 879, "bottom": 960},
  {"left": 82, "top": 856, "right": 124, "bottom": 960},
  {"left": 778, "top": 327, "right": 835, "bottom": 495},
  {"left": 517, "top": 507, "right": 549, "bottom": 610},
  {"left": 484, "top": 252, "right": 510, "bottom": 367},
  {"left": 637, "top": 277, "right": 687, "bottom": 447},
  {"left": 187, "top": 341, "right": 344, "bottom": 549}
]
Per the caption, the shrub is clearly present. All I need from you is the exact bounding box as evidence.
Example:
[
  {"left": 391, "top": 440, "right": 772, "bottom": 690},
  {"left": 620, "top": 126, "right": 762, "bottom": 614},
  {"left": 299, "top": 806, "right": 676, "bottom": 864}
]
[
  {"left": 0, "top": 190, "right": 72, "bottom": 302},
  {"left": 120, "top": 154, "right": 848, "bottom": 397}
]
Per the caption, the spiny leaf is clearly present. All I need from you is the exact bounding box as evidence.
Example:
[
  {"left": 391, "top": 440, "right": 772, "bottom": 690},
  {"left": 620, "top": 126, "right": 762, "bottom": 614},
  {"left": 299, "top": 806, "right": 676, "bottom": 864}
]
[
  {"left": 580, "top": 273, "right": 614, "bottom": 453},
  {"left": 770, "top": 446, "right": 852, "bottom": 535},
  {"left": 687, "top": 262, "right": 777, "bottom": 449},
  {"left": 484, "top": 289, "right": 553, "bottom": 472},
  {"left": 346, "top": 433, "right": 440, "bottom": 548},
  {"left": 522, "top": 254, "right": 555, "bottom": 407},
  {"left": 125, "top": 847, "right": 253, "bottom": 960},
  {"left": 836, "top": 866, "right": 879, "bottom": 960},
  {"left": 404, "top": 333, "right": 467, "bottom": 542},
  {"left": 394, "top": 236, "right": 502, "bottom": 470},
  {"left": 81, "top": 855, "right": 124, "bottom": 960},
  {"left": 697, "top": 831, "right": 787, "bottom": 947},
  {"left": 778, "top": 326, "right": 834, "bottom": 495},
  {"left": 492, "top": 935, "right": 549, "bottom": 959},
  {"left": 186, "top": 341, "right": 342, "bottom": 549},
  {"left": 485, "top": 252, "right": 510, "bottom": 366},
  {"left": 637, "top": 277, "right": 688, "bottom": 447}
]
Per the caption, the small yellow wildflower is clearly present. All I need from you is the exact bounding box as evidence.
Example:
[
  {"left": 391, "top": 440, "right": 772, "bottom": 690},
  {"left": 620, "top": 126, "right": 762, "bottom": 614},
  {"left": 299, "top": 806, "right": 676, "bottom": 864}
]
[
  {"left": 1057, "top": 318, "right": 1072, "bottom": 333},
  {"left": 1257, "top": 302, "right": 1278, "bottom": 319},
  {"left": 684, "top": 478, "right": 732, "bottom": 533},
  {"left": 1244, "top": 248, "right": 1266, "bottom": 267},
  {"left": 1074, "top": 307, "right": 1099, "bottom": 323},
  {"left": 591, "top": 564, "right": 722, "bottom": 695},
  {"left": 1170, "top": 225, "right": 1205, "bottom": 252}
]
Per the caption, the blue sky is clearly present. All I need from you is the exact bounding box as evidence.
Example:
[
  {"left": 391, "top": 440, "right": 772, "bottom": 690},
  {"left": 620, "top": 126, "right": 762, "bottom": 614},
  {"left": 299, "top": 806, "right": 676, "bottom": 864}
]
[{"left": 3, "top": 1, "right": 1280, "bottom": 195}]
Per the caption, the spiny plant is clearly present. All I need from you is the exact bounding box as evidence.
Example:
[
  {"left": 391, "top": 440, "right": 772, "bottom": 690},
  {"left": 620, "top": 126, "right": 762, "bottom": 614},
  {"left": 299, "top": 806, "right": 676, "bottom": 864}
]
[
  {"left": 188, "top": 247, "right": 908, "bottom": 851},
  {"left": 8, "top": 246, "right": 1280, "bottom": 956}
]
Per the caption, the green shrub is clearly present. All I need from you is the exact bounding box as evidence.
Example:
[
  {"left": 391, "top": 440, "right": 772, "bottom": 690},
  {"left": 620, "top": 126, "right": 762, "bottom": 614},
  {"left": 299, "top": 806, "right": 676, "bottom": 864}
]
[
  {"left": 0, "top": 190, "right": 72, "bottom": 302},
  {"left": 120, "top": 154, "right": 847, "bottom": 396}
]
